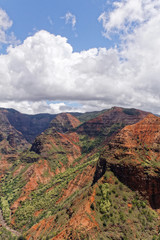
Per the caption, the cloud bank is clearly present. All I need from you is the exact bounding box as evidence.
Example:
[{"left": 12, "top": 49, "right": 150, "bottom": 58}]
[{"left": 1, "top": 0, "right": 160, "bottom": 114}]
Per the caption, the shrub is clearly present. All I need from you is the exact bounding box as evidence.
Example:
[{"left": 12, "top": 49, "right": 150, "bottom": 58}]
[
  {"left": 140, "top": 201, "right": 146, "bottom": 208},
  {"left": 21, "top": 151, "right": 40, "bottom": 163},
  {"left": 112, "top": 189, "right": 116, "bottom": 194},
  {"left": 123, "top": 196, "right": 127, "bottom": 202},
  {"left": 119, "top": 184, "right": 123, "bottom": 191},
  {"left": 119, "top": 211, "right": 126, "bottom": 222},
  {"left": 17, "top": 236, "right": 27, "bottom": 240},
  {"left": 100, "top": 199, "right": 111, "bottom": 213},
  {"left": 90, "top": 203, "right": 95, "bottom": 210},
  {"left": 129, "top": 209, "right": 132, "bottom": 214},
  {"left": 152, "top": 236, "right": 157, "bottom": 240},
  {"left": 103, "top": 221, "right": 107, "bottom": 227}
]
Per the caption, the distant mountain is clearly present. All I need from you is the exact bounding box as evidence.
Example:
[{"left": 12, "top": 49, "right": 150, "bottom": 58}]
[
  {"left": 77, "top": 106, "right": 149, "bottom": 137},
  {"left": 0, "top": 108, "right": 56, "bottom": 143},
  {"left": 71, "top": 109, "right": 108, "bottom": 122},
  {"left": 0, "top": 108, "right": 108, "bottom": 143}
]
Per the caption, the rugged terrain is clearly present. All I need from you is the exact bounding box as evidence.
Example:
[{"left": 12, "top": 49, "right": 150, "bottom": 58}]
[{"left": 0, "top": 107, "right": 160, "bottom": 239}]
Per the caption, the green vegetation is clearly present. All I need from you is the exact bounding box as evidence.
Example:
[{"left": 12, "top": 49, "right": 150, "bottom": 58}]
[
  {"left": 104, "top": 122, "right": 125, "bottom": 137},
  {"left": 99, "top": 183, "right": 111, "bottom": 213},
  {"left": 76, "top": 109, "right": 108, "bottom": 122},
  {"left": 123, "top": 108, "right": 140, "bottom": 116},
  {"left": 78, "top": 134, "right": 102, "bottom": 154},
  {"left": 20, "top": 151, "right": 40, "bottom": 163},
  {"left": 0, "top": 166, "right": 28, "bottom": 212},
  {"left": 0, "top": 152, "right": 97, "bottom": 233},
  {"left": 0, "top": 197, "right": 11, "bottom": 224},
  {"left": 0, "top": 226, "right": 17, "bottom": 240},
  {"left": 92, "top": 171, "right": 159, "bottom": 240},
  {"left": 17, "top": 236, "right": 26, "bottom": 240}
]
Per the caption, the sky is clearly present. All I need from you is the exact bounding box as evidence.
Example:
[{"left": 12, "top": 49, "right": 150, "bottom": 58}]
[{"left": 0, "top": 0, "right": 160, "bottom": 114}]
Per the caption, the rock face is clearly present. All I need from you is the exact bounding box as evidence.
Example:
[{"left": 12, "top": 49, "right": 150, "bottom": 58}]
[
  {"left": 94, "top": 114, "right": 160, "bottom": 208},
  {"left": 77, "top": 107, "right": 149, "bottom": 137}
]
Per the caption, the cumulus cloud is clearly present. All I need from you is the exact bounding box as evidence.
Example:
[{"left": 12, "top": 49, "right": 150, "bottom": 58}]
[
  {"left": 64, "top": 12, "right": 76, "bottom": 29},
  {"left": 0, "top": 31, "right": 124, "bottom": 103},
  {"left": 0, "top": 1, "right": 160, "bottom": 114}
]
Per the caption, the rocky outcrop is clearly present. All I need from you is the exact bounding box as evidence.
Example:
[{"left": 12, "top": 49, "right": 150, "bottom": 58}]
[{"left": 93, "top": 114, "right": 160, "bottom": 208}]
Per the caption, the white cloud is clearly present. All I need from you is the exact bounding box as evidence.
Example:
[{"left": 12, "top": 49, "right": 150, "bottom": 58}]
[
  {"left": 0, "top": 8, "right": 12, "bottom": 36},
  {"left": 0, "top": 8, "right": 12, "bottom": 44},
  {"left": 2, "top": 31, "right": 123, "bottom": 103},
  {"left": 0, "top": 8, "right": 19, "bottom": 46},
  {"left": 98, "top": 0, "right": 160, "bottom": 38},
  {"left": 0, "top": 100, "right": 114, "bottom": 115},
  {"left": 1, "top": 1, "right": 160, "bottom": 114},
  {"left": 0, "top": 30, "right": 127, "bottom": 113},
  {"left": 0, "top": 100, "right": 69, "bottom": 114},
  {"left": 64, "top": 12, "right": 76, "bottom": 29}
]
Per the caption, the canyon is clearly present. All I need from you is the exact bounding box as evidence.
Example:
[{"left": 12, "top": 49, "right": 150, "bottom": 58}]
[{"left": 0, "top": 107, "right": 160, "bottom": 239}]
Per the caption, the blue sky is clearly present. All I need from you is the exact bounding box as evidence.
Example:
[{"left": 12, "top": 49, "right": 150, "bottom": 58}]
[
  {"left": 0, "top": 0, "right": 160, "bottom": 115},
  {"left": 0, "top": 0, "right": 115, "bottom": 52}
]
